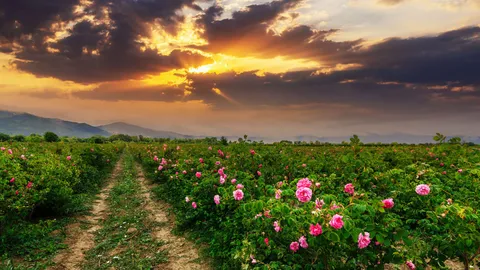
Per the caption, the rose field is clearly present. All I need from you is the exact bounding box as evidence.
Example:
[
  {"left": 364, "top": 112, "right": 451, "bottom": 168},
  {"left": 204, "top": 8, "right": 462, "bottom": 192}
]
[
  {"left": 1, "top": 140, "right": 480, "bottom": 269},
  {"left": 134, "top": 142, "right": 480, "bottom": 270}
]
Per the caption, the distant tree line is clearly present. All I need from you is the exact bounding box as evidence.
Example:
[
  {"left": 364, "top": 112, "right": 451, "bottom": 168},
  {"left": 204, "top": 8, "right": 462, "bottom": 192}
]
[{"left": 0, "top": 132, "right": 476, "bottom": 146}]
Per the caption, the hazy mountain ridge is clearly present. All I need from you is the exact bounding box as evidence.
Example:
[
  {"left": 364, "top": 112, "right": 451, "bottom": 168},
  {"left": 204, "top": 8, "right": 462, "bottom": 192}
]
[
  {"left": 0, "top": 110, "right": 478, "bottom": 143},
  {"left": 0, "top": 111, "right": 109, "bottom": 138},
  {"left": 98, "top": 122, "right": 191, "bottom": 139}
]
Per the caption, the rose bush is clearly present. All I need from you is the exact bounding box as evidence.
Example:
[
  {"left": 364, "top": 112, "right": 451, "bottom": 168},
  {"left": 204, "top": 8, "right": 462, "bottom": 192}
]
[{"left": 134, "top": 143, "right": 480, "bottom": 269}]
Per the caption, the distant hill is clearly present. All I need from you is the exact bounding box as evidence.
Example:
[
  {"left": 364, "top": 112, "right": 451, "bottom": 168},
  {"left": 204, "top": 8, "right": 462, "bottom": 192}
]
[
  {"left": 0, "top": 110, "right": 110, "bottom": 138},
  {"left": 292, "top": 133, "right": 480, "bottom": 144},
  {"left": 98, "top": 122, "right": 190, "bottom": 139}
]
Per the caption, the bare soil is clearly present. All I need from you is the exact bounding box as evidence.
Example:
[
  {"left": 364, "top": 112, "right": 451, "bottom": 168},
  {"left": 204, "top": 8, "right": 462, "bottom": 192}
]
[
  {"left": 49, "top": 157, "right": 123, "bottom": 270},
  {"left": 135, "top": 164, "right": 210, "bottom": 270}
]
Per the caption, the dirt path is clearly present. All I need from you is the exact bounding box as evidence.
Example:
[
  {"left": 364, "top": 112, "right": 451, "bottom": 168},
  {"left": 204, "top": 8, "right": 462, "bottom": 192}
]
[
  {"left": 49, "top": 157, "right": 124, "bottom": 270},
  {"left": 135, "top": 164, "right": 210, "bottom": 270}
]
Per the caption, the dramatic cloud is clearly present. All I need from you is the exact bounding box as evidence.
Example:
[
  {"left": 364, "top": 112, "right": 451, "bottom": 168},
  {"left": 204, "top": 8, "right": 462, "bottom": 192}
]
[
  {"left": 194, "top": 0, "right": 361, "bottom": 61},
  {"left": 330, "top": 26, "right": 480, "bottom": 85},
  {"left": 2, "top": 0, "right": 212, "bottom": 83}
]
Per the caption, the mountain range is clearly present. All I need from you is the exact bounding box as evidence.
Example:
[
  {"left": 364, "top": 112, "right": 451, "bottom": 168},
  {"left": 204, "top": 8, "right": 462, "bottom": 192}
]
[{"left": 0, "top": 110, "right": 478, "bottom": 143}]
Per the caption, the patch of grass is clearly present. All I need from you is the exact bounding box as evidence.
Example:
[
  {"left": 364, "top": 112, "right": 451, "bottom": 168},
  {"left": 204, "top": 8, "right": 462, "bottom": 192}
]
[{"left": 82, "top": 153, "right": 168, "bottom": 270}]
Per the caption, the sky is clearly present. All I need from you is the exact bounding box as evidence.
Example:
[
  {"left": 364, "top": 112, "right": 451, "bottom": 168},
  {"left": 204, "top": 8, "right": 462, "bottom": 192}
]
[{"left": 0, "top": 0, "right": 479, "bottom": 138}]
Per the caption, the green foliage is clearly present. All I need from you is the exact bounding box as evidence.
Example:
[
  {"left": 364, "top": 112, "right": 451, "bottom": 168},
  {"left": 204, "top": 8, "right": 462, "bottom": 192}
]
[
  {"left": 44, "top": 132, "right": 59, "bottom": 142},
  {"left": 134, "top": 143, "right": 480, "bottom": 269},
  {"left": 0, "top": 133, "right": 10, "bottom": 142},
  {"left": 0, "top": 142, "right": 124, "bottom": 265}
]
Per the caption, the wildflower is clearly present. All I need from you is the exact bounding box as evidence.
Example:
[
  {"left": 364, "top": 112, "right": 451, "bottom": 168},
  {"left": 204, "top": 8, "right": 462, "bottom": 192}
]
[
  {"left": 214, "top": 195, "right": 221, "bottom": 205},
  {"left": 299, "top": 236, "right": 308, "bottom": 248},
  {"left": 290, "top": 242, "right": 299, "bottom": 252}
]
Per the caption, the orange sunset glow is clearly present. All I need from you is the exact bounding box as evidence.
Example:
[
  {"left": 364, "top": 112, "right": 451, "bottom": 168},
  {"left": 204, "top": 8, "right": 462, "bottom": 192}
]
[{"left": 0, "top": 0, "right": 480, "bottom": 139}]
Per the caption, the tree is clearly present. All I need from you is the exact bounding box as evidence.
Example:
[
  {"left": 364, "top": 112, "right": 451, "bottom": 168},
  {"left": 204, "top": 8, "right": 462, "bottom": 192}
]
[
  {"left": 0, "top": 133, "right": 10, "bottom": 142},
  {"left": 448, "top": 136, "right": 462, "bottom": 144},
  {"left": 12, "top": 135, "right": 25, "bottom": 142},
  {"left": 350, "top": 134, "right": 361, "bottom": 145},
  {"left": 44, "top": 132, "right": 60, "bottom": 142},
  {"left": 220, "top": 136, "right": 228, "bottom": 146},
  {"left": 433, "top": 133, "right": 447, "bottom": 144}
]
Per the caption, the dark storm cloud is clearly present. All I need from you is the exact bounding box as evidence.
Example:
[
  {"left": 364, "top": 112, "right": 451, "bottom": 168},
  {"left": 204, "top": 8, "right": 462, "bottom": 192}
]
[
  {"left": 194, "top": 0, "right": 361, "bottom": 60},
  {"left": 330, "top": 26, "right": 480, "bottom": 85},
  {"left": 1, "top": 0, "right": 212, "bottom": 83},
  {"left": 0, "top": 0, "right": 80, "bottom": 40}
]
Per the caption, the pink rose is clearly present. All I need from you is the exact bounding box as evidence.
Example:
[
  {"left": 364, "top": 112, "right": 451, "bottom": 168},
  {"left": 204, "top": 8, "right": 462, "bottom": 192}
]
[
  {"left": 185, "top": 196, "right": 190, "bottom": 202},
  {"left": 344, "top": 183, "right": 354, "bottom": 195},
  {"left": 297, "top": 178, "right": 312, "bottom": 188},
  {"left": 215, "top": 161, "right": 221, "bottom": 166},
  {"left": 358, "top": 232, "right": 371, "bottom": 249},
  {"left": 214, "top": 195, "right": 220, "bottom": 205},
  {"left": 233, "top": 189, "right": 244, "bottom": 200},
  {"left": 236, "top": 184, "right": 244, "bottom": 189},
  {"left": 67, "top": 156, "right": 72, "bottom": 161},
  {"left": 26, "top": 182, "right": 33, "bottom": 189},
  {"left": 250, "top": 255, "right": 256, "bottom": 264},
  {"left": 0, "top": 147, "right": 5, "bottom": 151},
  {"left": 219, "top": 176, "right": 226, "bottom": 184},
  {"left": 154, "top": 156, "right": 158, "bottom": 162},
  {"left": 257, "top": 171, "right": 262, "bottom": 176},
  {"left": 192, "top": 202, "right": 197, "bottom": 209},
  {"left": 250, "top": 149, "right": 256, "bottom": 155},
  {"left": 406, "top": 261, "right": 416, "bottom": 270},
  {"left": 8, "top": 149, "right": 13, "bottom": 155},
  {"left": 382, "top": 198, "right": 394, "bottom": 209},
  {"left": 309, "top": 223, "right": 322, "bottom": 236},
  {"left": 447, "top": 198, "right": 453, "bottom": 205},
  {"left": 415, "top": 184, "right": 430, "bottom": 195},
  {"left": 264, "top": 238, "right": 269, "bottom": 246},
  {"left": 289, "top": 242, "right": 299, "bottom": 252},
  {"left": 182, "top": 170, "right": 187, "bottom": 174},
  {"left": 296, "top": 187, "right": 312, "bottom": 203},
  {"left": 275, "top": 189, "right": 282, "bottom": 199},
  {"left": 195, "top": 172, "right": 202, "bottom": 178},
  {"left": 231, "top": 178, "right": 237, "bottom": 184},
  {"left": 299, "top": 236, "right": 308, "bottom": 248},
  {"left": 330, "top": 203, "right": 340, "bottom": 210},
  {"left": 9, "top": 178, "right": 15, "bottom": 183},
  {"left": 329, "top": 214, "right": 344, "bottom": 229},
  {"left": 199, "top": 158, "right": 204, "bottom": 163},
  {"left": 315, "top": 198, "right": 324, "bottom": 209},
  {"left": 158, "top": 165, "right": 163, "bottom": 171},
  {"left": 273, "top": 221, "right": 281, "bottom": 232},
  {"left": 302, "top": 163, "right": 306, "bottom": 167},
  {"left": 208, "top": 146, "right": 212, "bottom": 151}
]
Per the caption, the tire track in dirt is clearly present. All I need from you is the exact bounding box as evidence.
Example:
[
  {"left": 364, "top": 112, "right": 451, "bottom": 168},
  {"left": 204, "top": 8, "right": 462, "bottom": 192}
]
[
  {"left": 49, "top": 156, "right": 124, "bottom": 270},
  {"left": 135, "top": 163, "right": 210, "bottom": 270}
]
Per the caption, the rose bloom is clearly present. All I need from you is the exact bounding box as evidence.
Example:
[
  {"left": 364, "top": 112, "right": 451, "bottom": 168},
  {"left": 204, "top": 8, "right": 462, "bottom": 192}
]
[
  {"left": 233, "top": 189, "right": 244, "bottom": 200},
  {"left": 329, "top": 214, "right": 344, "bottom": 229},
  {"left": 406, "top": 261, "right": 416, "bottom": 270},
  {"left": 358, "top": 232, "right": 371, "bottom": 249},
  {"left": 296, "top": 187, "right": 312, "bottom": 202},
  {"left": 192, "top": 202, "right": 197, "bottom": 209},
  {"left": 195, "top": 172, "right": 202, "bottom": 178},
  {"left": 382, "top": 198, "right": 394, "bottom": 209},
  {"left": 298, "top": 236, "right": 308, "bottom": 248},
  {"left": 309, "top": 223, "right": 322, "bottom": 236},
  {"left": 297, "top": 178, "right": 312, "bottom": 188},
  {"left": 214, "top": 195, "right": 221, "bottom": 205},
  {"left": 290, "top": 242, "right": 299, "bottom": 252},
  {"left": 415, "top": 184, "right": 430, "bottom": 195},
  {"left": 344, "top": 183, "right": 354, "bottom": 195}
]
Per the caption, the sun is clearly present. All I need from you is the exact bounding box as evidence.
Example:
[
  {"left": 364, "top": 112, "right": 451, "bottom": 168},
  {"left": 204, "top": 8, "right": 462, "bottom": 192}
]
[{"left": 188, "top": 64, "right": 213, "bottom": 74}]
